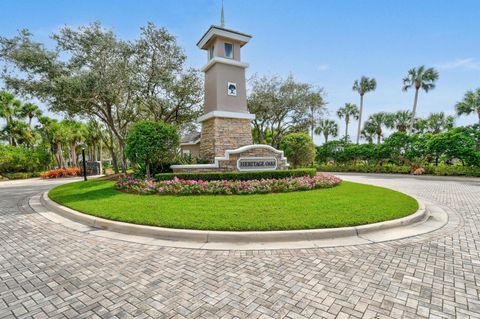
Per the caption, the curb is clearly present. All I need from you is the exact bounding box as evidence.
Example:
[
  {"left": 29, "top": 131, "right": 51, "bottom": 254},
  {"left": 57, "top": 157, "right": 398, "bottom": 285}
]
[{"left": 41, "top": 191, "right": 429, "bottom": 244}]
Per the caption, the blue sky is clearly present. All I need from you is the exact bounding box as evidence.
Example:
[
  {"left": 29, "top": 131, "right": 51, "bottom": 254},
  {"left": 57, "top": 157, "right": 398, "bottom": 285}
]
[{"left": 2, "top": 0, "right": 479, "bottom": 143}]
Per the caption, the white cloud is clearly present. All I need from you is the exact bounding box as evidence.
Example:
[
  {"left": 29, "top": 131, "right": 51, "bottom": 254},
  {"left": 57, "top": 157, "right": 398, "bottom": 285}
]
[
  {"left": 316, "top": 64, "right": 330, "bottom": 71},
  {"left": 437, "top": 58, "right": 480, "bottom": 70}
]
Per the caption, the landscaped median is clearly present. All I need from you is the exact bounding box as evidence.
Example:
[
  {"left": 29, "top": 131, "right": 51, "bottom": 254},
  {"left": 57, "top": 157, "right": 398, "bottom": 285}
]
[{"left": 48, "top": 174, "right": 419, "bottom": 231}]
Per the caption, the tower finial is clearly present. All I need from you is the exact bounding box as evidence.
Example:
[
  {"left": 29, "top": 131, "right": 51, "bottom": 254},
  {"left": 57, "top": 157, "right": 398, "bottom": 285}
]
[{"left": 220, "top": 0, "right": 225, "bottom": 27}]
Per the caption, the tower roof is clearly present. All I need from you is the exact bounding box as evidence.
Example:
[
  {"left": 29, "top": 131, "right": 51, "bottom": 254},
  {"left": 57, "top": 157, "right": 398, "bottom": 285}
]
[{"left": 197, "top": 25, "right": 252, "bottom": 50}]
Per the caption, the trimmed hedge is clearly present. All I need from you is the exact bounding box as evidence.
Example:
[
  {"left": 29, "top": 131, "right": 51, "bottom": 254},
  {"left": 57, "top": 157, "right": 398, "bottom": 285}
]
[
  {"left": 1, "top": 172, "right": 42, "bottom": 180},
  {"left": 317, "top": 164, "right": 480, "bottom": 177},
  {"left": 318, "top": 164, "right": 411, "bottom": 174},
  {"left": 155, "top": 168, "right": 316, "bottom": 181}
]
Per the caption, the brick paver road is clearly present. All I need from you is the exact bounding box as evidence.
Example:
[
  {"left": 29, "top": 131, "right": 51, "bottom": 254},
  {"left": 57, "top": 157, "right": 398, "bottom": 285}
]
[{"left": 0, "top": 174, "right": 479, "bottom": 318}]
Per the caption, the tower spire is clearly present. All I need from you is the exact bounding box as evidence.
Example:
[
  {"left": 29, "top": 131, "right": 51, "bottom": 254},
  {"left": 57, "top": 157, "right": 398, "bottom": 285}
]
[{"left": 220, "top": 0, "right": 225, "bottom": 27}]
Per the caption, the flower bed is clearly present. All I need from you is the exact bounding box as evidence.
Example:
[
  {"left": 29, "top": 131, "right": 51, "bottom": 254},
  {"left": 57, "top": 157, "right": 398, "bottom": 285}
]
[
  {"left": 41, "top": 167, "right": 81, "bottom": 179},
  {"left": 115, "top": 173, "right": 342, "bottom": 196}
]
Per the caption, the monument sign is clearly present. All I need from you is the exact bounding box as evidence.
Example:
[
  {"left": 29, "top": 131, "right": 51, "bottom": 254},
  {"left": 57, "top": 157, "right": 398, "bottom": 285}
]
[{"left": 173, "top": 8, "right": 289, "bottom": 173}]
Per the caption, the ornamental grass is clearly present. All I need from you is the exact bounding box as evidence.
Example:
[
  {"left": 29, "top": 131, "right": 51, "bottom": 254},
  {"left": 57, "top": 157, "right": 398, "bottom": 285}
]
[{"left": 115, "top": 173, "right": 342, "bottom": 196}]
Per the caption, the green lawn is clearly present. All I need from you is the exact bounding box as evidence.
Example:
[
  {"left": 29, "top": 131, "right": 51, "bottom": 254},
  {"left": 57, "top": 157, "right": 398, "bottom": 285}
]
[{"left": 48, "top": 178, "right": 418, "bottom": 231}]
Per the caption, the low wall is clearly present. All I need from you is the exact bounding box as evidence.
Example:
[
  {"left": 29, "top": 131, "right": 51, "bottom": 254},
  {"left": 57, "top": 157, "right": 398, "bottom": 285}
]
[{"left": 171, "top": 144, "right": 289, "bottom": 173}]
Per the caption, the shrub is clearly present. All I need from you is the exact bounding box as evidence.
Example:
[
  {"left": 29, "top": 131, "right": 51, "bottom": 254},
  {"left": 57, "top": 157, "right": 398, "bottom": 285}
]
[
  {"left": 126, "top": 121, "right": 179, "bottom": 178},
  {"left": 41, "top": 167, "right": 81, "bottom": 179},
  {"left": 0, "top": 145, "right": 53, "bottom": 173},
  {"left": 427, "top": 165, "right": 480, "bottom": 177},
  {"left": 155, "top": 168, "right": 316, "bottom": 181},
  {"left": 1, "top": 172, "right": 42, "bottom": 180},
  {"left": 116, "top": 173, "right": 342, "bottom": 196},
  {"left": 279, "top": 133, "right": 316, "bottom": 168},
  {"left": 317, "top": 163, "right": 480, "bottom": 177}
]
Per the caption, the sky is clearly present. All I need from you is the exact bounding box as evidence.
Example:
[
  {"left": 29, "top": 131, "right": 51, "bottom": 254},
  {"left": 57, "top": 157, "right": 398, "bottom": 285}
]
[{"left": 1, "top": 0, "right": 479, "bottom": 144}]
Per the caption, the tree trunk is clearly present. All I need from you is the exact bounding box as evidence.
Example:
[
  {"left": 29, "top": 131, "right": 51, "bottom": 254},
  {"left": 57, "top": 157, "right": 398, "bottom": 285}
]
[
  {"left": 311, "top": 107, "right": 315, "bottom": 139},
  {"left": 324, "top": 133, "right": 328, "bottom": 144},
  {"left": 356, "top": 94, "right": 364, "bottom": 144},
  {"left": 69, "top": 142, "right": 77, "bottom": 167},
  {"left": 107, "top": 128, "right": 119, "bottom": 174},
  {"left": 118, "top": 139, "right": 127, "bottom": 173},
  {"left": 478, "top": 110, "right": 480, "bottom": 126},
  {"left": 345, "top": 118, "right": 349, "bottom": 142},
  {"left": 146, "top": 164, "right": 151, "bottom": 179},
  {"left": 100, "top": 138, "right": 103, "bottom": 162},
  {"left": 410, "top": 88, "right": 419, "bottom": 132},
  {"left": 377, "top": 134, "right": 381, "bottom": 145},
  {"left": 55, "top": 143, "right": 65, "bottom": 168}
]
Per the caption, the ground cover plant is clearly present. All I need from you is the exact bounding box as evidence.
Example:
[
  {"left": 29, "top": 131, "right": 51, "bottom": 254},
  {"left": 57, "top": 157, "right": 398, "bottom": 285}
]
[
  {"left": 116, "top": 173, "right": 341, "bottom": 195},
  {"left": 49, "top": 178, "right": 418, "bottom": 231}
]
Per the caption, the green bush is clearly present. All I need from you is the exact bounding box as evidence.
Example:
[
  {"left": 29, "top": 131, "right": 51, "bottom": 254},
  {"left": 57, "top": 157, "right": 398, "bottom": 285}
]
[
  {"left": 1, "top": 172, "right": 42, "bottom": 180},
  {"left": 0, "top": 145, "right": 52, "bottom": 173},
  {"left": 279, "top": 133, "right": 316, "bottom": 168},
  {"left": 318, "top": 163, "right": 411, "bottom": 174},
  {"left": 126, "top": 121, "right": 179, "bottom": 178},
  {"left": 155, "top": 168, "right": 317, "bottom": 181},
  {"left": 317, "top": 163, "right": 480, "bottom": 177},
  {"left": 427, "top": 165, "right": 480, "bottom": 177}
]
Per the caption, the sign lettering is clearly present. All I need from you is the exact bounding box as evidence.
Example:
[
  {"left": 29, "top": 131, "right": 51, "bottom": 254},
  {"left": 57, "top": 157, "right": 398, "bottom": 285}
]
[{"left": 237, "top": 157, "right": 277, "bottom": 171}]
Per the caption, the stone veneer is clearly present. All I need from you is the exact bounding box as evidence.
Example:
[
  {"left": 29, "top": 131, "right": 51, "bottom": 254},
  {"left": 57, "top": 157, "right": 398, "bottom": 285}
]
[
  {"left": 200, "top": 117, "right": 253, "bottom": 161},
  {"left": 172, "top": 145, "right": 289, "bottom": 173}
]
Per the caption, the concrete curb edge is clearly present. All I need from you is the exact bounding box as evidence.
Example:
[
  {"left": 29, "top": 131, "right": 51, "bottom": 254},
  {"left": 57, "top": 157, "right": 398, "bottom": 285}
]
[{"left": 40, "top": 191, "right": 428, "bottom": 244}]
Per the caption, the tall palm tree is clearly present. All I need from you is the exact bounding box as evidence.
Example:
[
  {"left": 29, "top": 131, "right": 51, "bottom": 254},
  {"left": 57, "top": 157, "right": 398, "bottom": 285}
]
[
  {"left": 337, "top": 103, "right": 359, "bottom": 142},
  {"left": 19, "top": 103, "right": 42, "bottom": 127},
  {"left": 365, "top": 112, "right": 390, "bottom": 144},
  {"left": 402, "top": 66, "right": 439, "bottom": 131},
  {"left": 390, "top": 110, "right": 412, "bottom": 132},
  {"left": 0, "top": 91, "right": 22, "bottom": 145},
  {"left": 314, "top": 119, "right": 338, "bottom": 143},
  {"left": 425, "top": 112, "right": 455, "bottom": 134},
  {"left": 455, "top": 88, "right": 480, "bottom": 125},
  {"left": 353, "top": 76, "right": 377, "bottom": 144},
  {"left": 360, "top": 121, "right": 377, "bottom": 144}
]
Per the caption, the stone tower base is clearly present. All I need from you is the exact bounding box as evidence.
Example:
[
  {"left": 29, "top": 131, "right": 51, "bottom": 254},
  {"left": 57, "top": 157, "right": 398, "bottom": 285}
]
[{"left": 200, "top": 117, "right": 253, "bottom": 162}]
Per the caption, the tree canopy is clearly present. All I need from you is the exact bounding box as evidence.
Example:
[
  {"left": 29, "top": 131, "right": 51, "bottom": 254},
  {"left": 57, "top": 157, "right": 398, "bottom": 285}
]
[{"left": 0, "top": 22, "right": 202, "bottom": 172}]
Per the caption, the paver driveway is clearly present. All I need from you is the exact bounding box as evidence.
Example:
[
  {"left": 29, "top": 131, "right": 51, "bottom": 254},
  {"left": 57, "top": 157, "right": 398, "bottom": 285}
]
[{"left": 0, "top": 174, "right": 479, "bottom": 319}]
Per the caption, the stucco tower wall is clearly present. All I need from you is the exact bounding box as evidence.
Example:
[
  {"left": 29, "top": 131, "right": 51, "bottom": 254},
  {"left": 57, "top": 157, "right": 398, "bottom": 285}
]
[
  {"left": 204, "top": 62, "right": 248, "bottom": 114},
  {"left": 200, "top": 117, "right": 253, "bottom": 161}
]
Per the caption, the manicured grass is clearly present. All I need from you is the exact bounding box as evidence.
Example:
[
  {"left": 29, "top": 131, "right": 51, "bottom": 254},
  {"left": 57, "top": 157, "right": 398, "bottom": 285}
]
[{"left": 49, "top": 178, "right": 418, "bottom": 231}]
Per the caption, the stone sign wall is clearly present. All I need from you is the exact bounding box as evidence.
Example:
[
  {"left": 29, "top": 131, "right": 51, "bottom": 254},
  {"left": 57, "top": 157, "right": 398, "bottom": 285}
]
[{"left": 171, "top": 145, "right": 289, "bottom": 173}]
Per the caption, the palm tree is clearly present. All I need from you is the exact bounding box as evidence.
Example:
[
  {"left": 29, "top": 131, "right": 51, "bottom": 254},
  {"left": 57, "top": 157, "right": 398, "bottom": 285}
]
[
  {"left": 353, "top": 76, "right": 377, "bottom": 144},
  {"left": 425, "top": 112, "right": 455, "bottom": 134},
  {"left": 360, "top": 121, "right": 377, "bottom": 144},
  {"left": 390, "top": 110, "right": 412, "bottom": 132},
  {"left": 0, "top": 91, "right": 22, "bottom": 145},
  {"left": 3, "top": 120, "right": 35, "bottom": 147},
  {"left": 365, "top": 112, "right": 390, "bottom": 144},
  {"left": 314, "top": 119, "right": 338, "bottom": 143},
  {"left": 455, "top": 88, "right": 480, "bottom": 125},
  {"left": 42, "top": 119, "right": 68, "bottom": 168},
  {"left": 402, "top": 66, "right": 439, "bottom": 131},
  {"left": 19, "top": 103, "right": 42, "bottom": 127},
  {"left": 85, "top": 120, "right": 102, "bottom": 161},
  {"left": 337, "top": 103, "right": 359, "bottom": 142},
  {"left": 63, "top": 120, "right": 86, "bottom": 167}
]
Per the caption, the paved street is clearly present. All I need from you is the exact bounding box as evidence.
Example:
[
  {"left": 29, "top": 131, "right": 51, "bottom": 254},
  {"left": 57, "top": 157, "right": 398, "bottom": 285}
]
[{"left": 0, "top": 174, "right": 479, "bottom": 318}]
